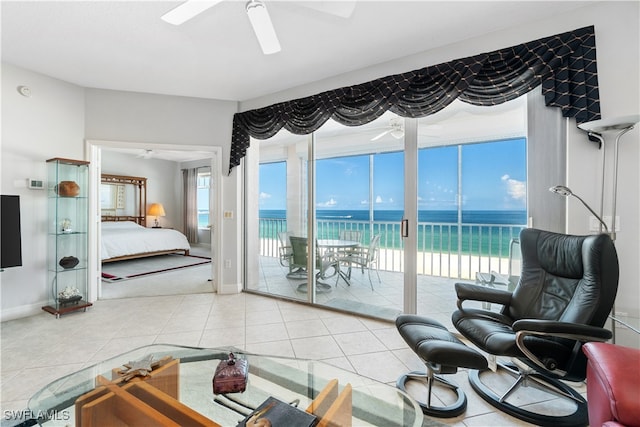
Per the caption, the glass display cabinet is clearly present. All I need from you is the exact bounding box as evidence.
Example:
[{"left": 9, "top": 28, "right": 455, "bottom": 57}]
[{"left": 43, "top": 157, "right": 92, "bottom": 317}]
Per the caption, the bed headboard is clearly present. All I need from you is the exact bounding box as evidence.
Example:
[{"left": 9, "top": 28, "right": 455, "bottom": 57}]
[{"left": 101, "top": 174, "right": 147, "bottom": 226}]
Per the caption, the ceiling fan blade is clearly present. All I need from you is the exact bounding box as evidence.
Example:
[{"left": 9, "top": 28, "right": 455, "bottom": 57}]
[
  {"left": 136, "top": 149, "right": 154, "bottom": 159},
  {"left": 246, "top": 0, "right": 281, "bottom": 55},
  {"left": 297, "top": 1, "right": 357, "bottom": 18},
  {"left": 161, "top": 0, "right": 223, "bottom": 25},
  {"left": 370, "top": 129, "right": 391, "bottom": 142}
]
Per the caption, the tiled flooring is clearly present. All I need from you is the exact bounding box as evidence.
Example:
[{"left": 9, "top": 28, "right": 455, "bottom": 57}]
[{"left": 1, "top": 287, "right": 585, "bottom": 426}]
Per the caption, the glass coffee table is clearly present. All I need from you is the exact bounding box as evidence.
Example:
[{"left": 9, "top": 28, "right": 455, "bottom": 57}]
[{"left": 28, "top": 344, "right": 423, "bottom": 426}]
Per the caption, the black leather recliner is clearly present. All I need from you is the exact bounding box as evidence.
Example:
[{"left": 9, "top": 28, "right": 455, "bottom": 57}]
[{"left": 452, "top": 228, "right": 619, "bottom": 426}]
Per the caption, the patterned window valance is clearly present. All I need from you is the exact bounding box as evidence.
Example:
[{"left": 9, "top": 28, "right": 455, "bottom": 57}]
[{"left": 229, "top": 25, "right": 599, "bottom": 174}]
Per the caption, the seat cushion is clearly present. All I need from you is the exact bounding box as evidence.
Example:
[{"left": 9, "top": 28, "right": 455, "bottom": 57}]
[
  {"left": 451, "top": 308, "right": 521, "bottom": 356},
  {"left": 396, "top": 315, "right": 487, "bottom": 370},
  {"left": 583, "top": 342, "right": 640, "bottom": 427}
]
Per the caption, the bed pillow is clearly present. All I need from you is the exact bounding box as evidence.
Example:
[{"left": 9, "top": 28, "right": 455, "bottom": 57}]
[{"left": 101, "top": 221, "right": 143, "bottom": 230}]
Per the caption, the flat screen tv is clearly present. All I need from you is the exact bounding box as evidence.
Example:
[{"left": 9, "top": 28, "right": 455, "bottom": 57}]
[{"left": 1, "top": 195, "right": 23, "bottom": 269}]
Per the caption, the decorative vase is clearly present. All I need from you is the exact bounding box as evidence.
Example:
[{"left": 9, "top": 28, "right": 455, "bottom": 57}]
[
  {"left": 55, "top": 181, "right": 80, "bottom": 197},
  {"left": 59, "top": 256, "right": 79, "bottom": 269}
]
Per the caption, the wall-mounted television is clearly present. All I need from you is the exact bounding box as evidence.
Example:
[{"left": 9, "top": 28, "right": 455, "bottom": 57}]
[{"left": 1, "top": 195, "right": 23, "bottom": 269}]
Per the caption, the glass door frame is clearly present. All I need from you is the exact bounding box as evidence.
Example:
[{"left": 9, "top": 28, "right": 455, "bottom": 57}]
[{"left": 403, "top": 118, "right": 418, "bottom": 314}]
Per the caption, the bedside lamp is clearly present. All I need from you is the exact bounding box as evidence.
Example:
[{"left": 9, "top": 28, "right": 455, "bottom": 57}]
[{"left": 148, "top": 203, "right": 166, "bottom": 228}]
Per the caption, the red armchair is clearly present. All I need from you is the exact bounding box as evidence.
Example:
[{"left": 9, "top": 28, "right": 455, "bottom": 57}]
[{"left": 582, "top": 342, "right": 640, "bottom": 427}]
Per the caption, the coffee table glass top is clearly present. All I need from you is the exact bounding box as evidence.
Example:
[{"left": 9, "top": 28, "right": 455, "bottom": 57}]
[{"left": 28, "top": 344, "right": 423, "bottom": 426}]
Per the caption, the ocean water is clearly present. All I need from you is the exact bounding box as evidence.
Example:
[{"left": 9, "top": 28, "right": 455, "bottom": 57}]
[
  {"left": 261, "top": 209, "right": 526, "bottom": 224},
  {"left": 260, "top": 209, "right": 526, "bottom": 256}
]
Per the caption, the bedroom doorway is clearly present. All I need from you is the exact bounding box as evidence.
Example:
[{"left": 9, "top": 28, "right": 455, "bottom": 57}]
[{"left": 86, "top": 140, "right": 223, "bottom": 301}]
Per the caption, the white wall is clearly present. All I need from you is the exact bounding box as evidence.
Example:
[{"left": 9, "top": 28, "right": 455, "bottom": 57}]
[
  {"left": 1, "top": 64, "right": 85, "bottom": 319},
  {"left": 101, "top": 151, "right": 182, "bottom": 230},
  {"left": 239, "top": 2, "right": 640, "bottom": 347}
]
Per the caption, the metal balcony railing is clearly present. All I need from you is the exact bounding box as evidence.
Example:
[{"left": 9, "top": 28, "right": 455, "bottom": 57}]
[{"left": 258, "top": 217, "right": 525, "bottom": 280}]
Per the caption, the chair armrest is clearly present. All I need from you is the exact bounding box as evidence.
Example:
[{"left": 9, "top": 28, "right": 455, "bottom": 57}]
[
  {"left": 455, "top": 282, "right": 512, "bottom": 310},
  {"left": 513, "top": 319, "right": 612, "bottom": 376},
  {"left": 513, "top": 319, "right": 613, "bottom": 341}
]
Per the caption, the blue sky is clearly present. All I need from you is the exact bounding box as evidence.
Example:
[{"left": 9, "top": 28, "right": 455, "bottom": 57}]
[{"left": 259, "top": 138, "right": 526, "bottom": 211}]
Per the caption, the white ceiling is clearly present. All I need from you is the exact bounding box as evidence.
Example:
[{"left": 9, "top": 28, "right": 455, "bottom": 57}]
[{"left": 2, "top": 0, "right": 594, "bottom": 102}]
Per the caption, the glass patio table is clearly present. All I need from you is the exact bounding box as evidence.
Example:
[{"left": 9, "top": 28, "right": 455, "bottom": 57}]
[
  {"left": 318, "top": 239, "right": 360, "bottom": 286},
  {"left": 27, "top": 344, "right": 423, "bottom": 426}
]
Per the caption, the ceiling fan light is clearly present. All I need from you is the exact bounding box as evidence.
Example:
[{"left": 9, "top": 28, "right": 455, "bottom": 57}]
[
  {"left": 390, "top": 129, "right": 404, "bottom": 139},
  {"left": 161, "top": 1, "right": 223, "bottom": 25},
  {"left": 246, "top": 0, "right": 281, "bottom": 55}
]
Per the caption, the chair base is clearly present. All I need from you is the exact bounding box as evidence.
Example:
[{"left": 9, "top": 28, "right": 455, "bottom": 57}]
[
  {"left": 396, "top": 371, "right": 467, "bottom": 418},
  {"left": 468, "top": 363, "right": 588, "bottom": 427},
  {"left": 286, "top": 268, "right": 307, "bottom": 279},
  {"left": 295, "top": 282, "right": 332, "bottom": 293}
]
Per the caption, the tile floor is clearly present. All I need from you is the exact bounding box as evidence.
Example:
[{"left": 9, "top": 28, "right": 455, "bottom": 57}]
[{"left": 1, "top": 289, "right": 585, "bottom": 426}]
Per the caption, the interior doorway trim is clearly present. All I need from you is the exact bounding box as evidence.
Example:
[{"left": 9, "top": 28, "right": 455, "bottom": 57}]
[{"left": 85, "top": 139, "right": 223, "bottom": 301}]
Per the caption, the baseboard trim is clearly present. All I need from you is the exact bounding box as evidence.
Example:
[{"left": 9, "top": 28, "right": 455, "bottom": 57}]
[
  {"left": 217, "top": 282, "right": 242, "bottom": 294},
  {"left": 1, "top": 301, "right": 47, "bottom": 322}
]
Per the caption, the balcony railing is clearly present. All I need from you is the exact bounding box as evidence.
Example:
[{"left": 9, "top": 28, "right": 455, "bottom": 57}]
[{"left": 259, "top": 217, "right": 525, "bottom": 280}]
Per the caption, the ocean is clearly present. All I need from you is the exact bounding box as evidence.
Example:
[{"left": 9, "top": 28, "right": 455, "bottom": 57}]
[
  {"left": 259, "top": 209, "right": 526, "bottom": 257},
  {"left": 260, "top": 209, "right": 526, "bottom": 224}
]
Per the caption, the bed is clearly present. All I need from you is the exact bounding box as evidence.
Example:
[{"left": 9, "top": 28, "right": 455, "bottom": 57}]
[{"left": 101, "top": 221, "right": 191, "bottom": 262}]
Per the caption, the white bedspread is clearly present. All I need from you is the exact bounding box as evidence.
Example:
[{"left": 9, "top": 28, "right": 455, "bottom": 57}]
[{"left": 101, "top": 221, "right": 191, "bottom": 260}]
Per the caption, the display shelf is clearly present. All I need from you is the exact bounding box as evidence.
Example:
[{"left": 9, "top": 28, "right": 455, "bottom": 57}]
[{"left": 43, "top": 157, "right": 92, "bottom": 318}]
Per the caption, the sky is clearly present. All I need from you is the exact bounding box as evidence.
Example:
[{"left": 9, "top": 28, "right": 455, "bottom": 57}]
[{"left": 259, "top": 137, "right": 526, "bottom": 212}]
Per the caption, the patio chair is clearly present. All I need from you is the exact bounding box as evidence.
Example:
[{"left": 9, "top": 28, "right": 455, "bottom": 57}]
[
  {"left": 289, "top": 236, "right": 339, "bottom": 293},
  {"left": 338, "top": 229, "right": 362, "bottom": 244},
  {"left": 337, "top": 229, "right": 362, "bottom": 259},
  {"left": 475, "top": 237, "right": 521, "bottom": 309},
  {"left": 339, "top": 234, "right": 381, "bottom": 290},
  {"left": 278, "top": 231, "right": 294, "bottom": 268}
]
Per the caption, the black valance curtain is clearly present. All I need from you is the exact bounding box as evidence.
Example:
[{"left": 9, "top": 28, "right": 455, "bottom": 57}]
[{"left": 230, "top": 25, "right": 599, "bottom": 174}]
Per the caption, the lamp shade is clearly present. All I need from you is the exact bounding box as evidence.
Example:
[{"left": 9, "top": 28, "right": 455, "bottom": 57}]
[{"left": 147, "top": 203, "right": 166, "bottom": 217}]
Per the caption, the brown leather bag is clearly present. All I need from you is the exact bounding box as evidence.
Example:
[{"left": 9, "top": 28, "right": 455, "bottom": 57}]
[{"left": 212, "top": 353, "right": 248, "bottom": 394}]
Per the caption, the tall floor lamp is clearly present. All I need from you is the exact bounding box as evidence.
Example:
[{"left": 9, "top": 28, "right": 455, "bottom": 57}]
[
  {"left": 550, "top": 115, "right": 639, "bottom": 343},
  {"left": 577, "top": 115, "right": 640, "bottom": 241}
]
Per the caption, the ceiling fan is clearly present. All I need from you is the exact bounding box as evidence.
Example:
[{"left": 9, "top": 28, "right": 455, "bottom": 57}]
[
  {"left": 136, "top": 149, "right": 156, "bottom": 159},
  {"left": 161, "top": 0, "right": 356, "bottom": 55},
  {"left": 370, "top": 117, "right": 443, "bottom": 141},
  {"left": 371, "top": 117, "right": 404, "bottom": 141}
]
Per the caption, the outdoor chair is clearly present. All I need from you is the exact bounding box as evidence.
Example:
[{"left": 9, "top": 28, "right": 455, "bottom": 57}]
[
  {"left": 277, "top": 231, "right": 292, "bottom": 266},
  {"left": 336, "top": 229, "right": 362, "bottom": 259},
  {"left": 452, "top": 228, "right": 619, "bottom": 426},
  {"left": 278, "top": 231, "right": 307, "bottom": 279},
  {"left": 338, "top": 234, "right": 381, "bottom": 290},
  {"left": 289, "top": 236, "right": 339, "bottom": 293},
  {"left": 475, "top": 237, "right": 521, "bottom": 309}
]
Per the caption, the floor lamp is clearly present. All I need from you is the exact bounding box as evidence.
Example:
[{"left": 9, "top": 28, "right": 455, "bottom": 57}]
[
  {"left": 575, "top": 114, "right": 640, "bottom": 343},
  {"left": 578, "top": 115, "right": 640, "bottom": 241}
]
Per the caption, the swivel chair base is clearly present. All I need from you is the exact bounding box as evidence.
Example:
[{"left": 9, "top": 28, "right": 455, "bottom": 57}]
[
  {"left": 468, "top": 362, "right": 588, "bottom": 427},
  {"left": 295, "top": 281, "right": 332, "bottom": 293},
  {"left": 396, "top": 370, "right": 466, "bottom": 418}
]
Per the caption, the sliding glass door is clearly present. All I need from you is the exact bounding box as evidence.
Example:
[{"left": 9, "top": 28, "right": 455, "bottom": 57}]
[
  {"left": 312, "top": 114, "right": 406, "bottom": 317},
  {"left": 247, "top": 112, "right": 410, "bottom": 318}
]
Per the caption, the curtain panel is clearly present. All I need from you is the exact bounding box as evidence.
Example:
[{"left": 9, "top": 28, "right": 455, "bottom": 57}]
[
  {"left": 229, "top": 25, "right": 599, "bottom": 174},
  {"left": 182, "top": 168, "right": 199, "bottom": 243}
]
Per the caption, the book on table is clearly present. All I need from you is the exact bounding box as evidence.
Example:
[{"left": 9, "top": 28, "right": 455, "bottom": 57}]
[{"left": 237, "top": 396, "right": 318, "bottom": 427}]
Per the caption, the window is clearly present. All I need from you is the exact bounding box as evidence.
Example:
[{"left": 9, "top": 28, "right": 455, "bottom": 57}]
[{"left": 197, "top": 168, "right": 210, "bottom": 228}]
